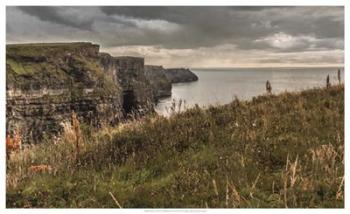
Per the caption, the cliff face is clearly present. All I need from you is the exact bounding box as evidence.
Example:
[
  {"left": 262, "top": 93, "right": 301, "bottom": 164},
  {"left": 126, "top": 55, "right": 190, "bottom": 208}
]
[
  {"left": 144, "top": 65, "right": 172, "bottom": 100},
  {"left": 164, "top": 68, "right": 198, "bottom": 83},
  {"left": 6, "top": 43, "right": 199, "bottom": 143},
  {"left": 99, "top": 54, "right": 155, "bottom": 114},
  {"left": 6, "top": 43, "right": 154, "bottom": 143},
  {"left": 144, "top": 66, "right": 199, "bottom": 100}
]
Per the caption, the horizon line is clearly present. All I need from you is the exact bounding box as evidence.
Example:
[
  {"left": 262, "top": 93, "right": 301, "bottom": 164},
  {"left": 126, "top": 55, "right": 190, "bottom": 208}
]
[{"left": 189, "top": 65, "right": 344, "bottom": 70}]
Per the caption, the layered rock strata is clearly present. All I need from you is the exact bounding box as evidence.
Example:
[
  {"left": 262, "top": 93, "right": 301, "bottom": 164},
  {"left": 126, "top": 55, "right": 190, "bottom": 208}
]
[
  {"left": 6, "top": 43, "right": 152, "bottom": 143},
  {"left": 6, "top": 42, "right": 199, "bottom": 143}
]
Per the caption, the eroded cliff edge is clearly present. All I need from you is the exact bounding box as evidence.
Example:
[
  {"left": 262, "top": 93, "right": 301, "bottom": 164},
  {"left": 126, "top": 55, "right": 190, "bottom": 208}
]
[
  {"left": 164, "top": 68, "right": 198, "bottom": 83},
  {"left": 6, "top": 43, "right": 154, "bottom": 143},
  {"left": 6, "top": 42, "right": 199, "bottom": 143},
  {"left": 144, "top": 65, "right": 199, "bottom": 100},
  {"left": 144, "top": 65, "right": 172, "bottom": 100}
]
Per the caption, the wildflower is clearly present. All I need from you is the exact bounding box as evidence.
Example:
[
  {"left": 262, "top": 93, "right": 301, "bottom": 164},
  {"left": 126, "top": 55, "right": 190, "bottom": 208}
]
[
  {"left": 28, "top": 164, "right": 52, "bottom": 173},
  {"left": 6, "top": 128, "right": 22, "bottom": 158},
  {"left": 6, "top": 134, "right": 13, "bottom": 158}
]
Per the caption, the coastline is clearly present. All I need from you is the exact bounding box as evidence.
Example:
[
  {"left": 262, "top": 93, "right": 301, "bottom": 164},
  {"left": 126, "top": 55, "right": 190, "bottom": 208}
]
[{"left": 7, "top": 85, "right": 344, "bottom": 208}]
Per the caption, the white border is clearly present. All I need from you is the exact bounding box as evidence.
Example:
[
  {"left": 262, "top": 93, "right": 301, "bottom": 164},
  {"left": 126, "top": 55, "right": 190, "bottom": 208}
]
[{"left": 1, "top": 0, "right": 348, "bottom": 213}]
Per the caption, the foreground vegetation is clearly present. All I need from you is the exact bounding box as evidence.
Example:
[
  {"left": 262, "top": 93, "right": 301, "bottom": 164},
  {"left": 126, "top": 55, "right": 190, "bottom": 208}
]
[{"left": 6, "top": 85, "right": 344, "bottom": 208}]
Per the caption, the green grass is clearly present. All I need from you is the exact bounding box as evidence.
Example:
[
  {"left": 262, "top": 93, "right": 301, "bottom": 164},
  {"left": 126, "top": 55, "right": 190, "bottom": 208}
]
[
  {"left": 6, "top": 42, "right": 95, "bottom": 57},
  {"left": 6, "top": 43, "right": 119, "bottom": 96},
  {"left": 6, "top": 85, "right": 344, "bottom": 208}
]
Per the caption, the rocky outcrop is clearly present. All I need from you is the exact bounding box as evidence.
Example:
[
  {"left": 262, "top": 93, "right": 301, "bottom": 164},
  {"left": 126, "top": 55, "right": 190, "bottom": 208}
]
[
  {"left": 7, "top": 93, "right": 122, "bottom": 143},
  {"left": 6, "top": 42, "right": 154, "bottom": 143},
  {"left": 144, "top": 66, "right": 199, "bottom": 101},
  {"left": 164, "top": 68, "right": 198, "bottom": 83},
  {"left": 144, "top": 65, "right": 172, "bottom": 100},
  {"left": 99, "top": 54, "right": 155, "bottom": 114}
]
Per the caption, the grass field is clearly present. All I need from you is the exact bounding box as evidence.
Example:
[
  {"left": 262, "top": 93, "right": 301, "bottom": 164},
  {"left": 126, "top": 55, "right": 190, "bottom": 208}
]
[{"left": 6, "top": 85, "right": 344, "bottom": 208}]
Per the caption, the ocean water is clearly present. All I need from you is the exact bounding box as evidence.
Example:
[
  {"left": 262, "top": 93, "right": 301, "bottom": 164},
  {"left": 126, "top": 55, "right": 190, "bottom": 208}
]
[{"left": 155, "top": 67, "right": 344, "bottom": 116}]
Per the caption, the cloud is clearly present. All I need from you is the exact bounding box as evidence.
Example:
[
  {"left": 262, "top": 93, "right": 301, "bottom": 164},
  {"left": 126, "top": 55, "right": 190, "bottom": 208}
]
[
  {"left": 256, "top": 32, "right": 319, "bottom": 50},
  {"left": 6, "top": 6, "right": 344, "bottom": 67},
  {"left": 255, "top": 32, "right": 343, "bottom": 51},
  {"left": 98, "top": 6, "right": 344, "bottom": 49},
  {"left": 16, "top": 6, "right": 96, "bottom": 30},
  {"left": 102, "top": 44, "right": 343, "bottom": 68},
  {"left": 110, "top": 14, "right": 181, "bottom": 33}
]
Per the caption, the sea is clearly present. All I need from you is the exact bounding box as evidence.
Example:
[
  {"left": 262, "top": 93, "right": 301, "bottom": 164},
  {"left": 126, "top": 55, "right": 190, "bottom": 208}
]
[{"left": 155, "top": 67, "right": 344, "bottom": 116}]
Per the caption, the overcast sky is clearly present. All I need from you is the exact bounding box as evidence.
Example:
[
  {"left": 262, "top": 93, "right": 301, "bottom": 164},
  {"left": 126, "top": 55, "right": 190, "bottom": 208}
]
[{"left": 6, "top": 6, "right": 344, "bottom": 68}]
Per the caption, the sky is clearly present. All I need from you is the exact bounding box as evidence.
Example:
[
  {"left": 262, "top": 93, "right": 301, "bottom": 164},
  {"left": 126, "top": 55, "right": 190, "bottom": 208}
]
[{"left": 6, "top": 6, "right": 344, "bottom": 68}]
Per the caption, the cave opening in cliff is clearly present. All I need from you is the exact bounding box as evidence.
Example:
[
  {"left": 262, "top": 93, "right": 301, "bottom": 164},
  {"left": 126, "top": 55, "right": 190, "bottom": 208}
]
[{"left": 123, "top": 90, "right": 137, "bottom": 116}]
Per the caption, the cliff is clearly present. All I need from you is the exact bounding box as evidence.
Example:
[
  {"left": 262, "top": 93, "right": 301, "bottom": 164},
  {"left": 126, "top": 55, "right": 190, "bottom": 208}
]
[
  {"left": 164, "top": 68, "right": 198, "bottom": 83},
  {"left": 6, "top": 43, "right": 199, "bottom": 143},
  {"left": 144, "top": 65, "right": 172, "bottom": 100},
  {"left": 6, "top": 42, "right": 154, "bottom": 143},
  {"left": 99, "top": 54, "right": 154, "bottom": 113},
  {"left": 144, "top": 66, "right": 199, "bottom": 100}
]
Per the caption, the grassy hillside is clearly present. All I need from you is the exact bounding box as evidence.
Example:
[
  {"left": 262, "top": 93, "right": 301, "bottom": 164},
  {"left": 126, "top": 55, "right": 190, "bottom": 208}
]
[{"left": 6, "top": 85, "right": 344, "bottom": 208}]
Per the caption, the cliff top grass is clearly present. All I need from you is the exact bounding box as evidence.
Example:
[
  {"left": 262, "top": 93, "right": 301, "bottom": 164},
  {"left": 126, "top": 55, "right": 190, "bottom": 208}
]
[
  {"left": 6, "top": 42, "right": 98, "bottom": 57},
  {"left": 6, "top": 85, "right": 344, "bottom": 208},
  {"left": 6, "top": 43, "right": 118, "bottom": 95},
  {"left": 7, "top": 42, "right": 94, "bottom": 47},
  {"left": 6, "top": 42, "right": 99, "bottom": 75}
]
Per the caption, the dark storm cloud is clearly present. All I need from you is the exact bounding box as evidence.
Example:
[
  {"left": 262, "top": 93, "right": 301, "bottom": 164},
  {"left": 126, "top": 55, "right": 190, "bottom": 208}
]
[
  {"left": 99, "top": 6, "right": 288, "bottom": 21},
  {"left": 98, "top": 6, "right": 344, "bottom": 49},
  {"left": 9, "top": 6, "right": 344, "bottom": 49},
  {"left": 6, "top": 6, "right": 344, "bottom": 67},
  {"left": 16, "top": 6, "right": 94, "bottom": 30},
  {"left": 100, "top": 6, "right": 174, "bottom": 20}
]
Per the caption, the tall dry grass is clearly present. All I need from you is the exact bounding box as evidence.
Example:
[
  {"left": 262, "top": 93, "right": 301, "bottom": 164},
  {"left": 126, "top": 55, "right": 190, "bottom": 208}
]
[{"left": 6, "top": 85, "right": 344, "bottom": 208}]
